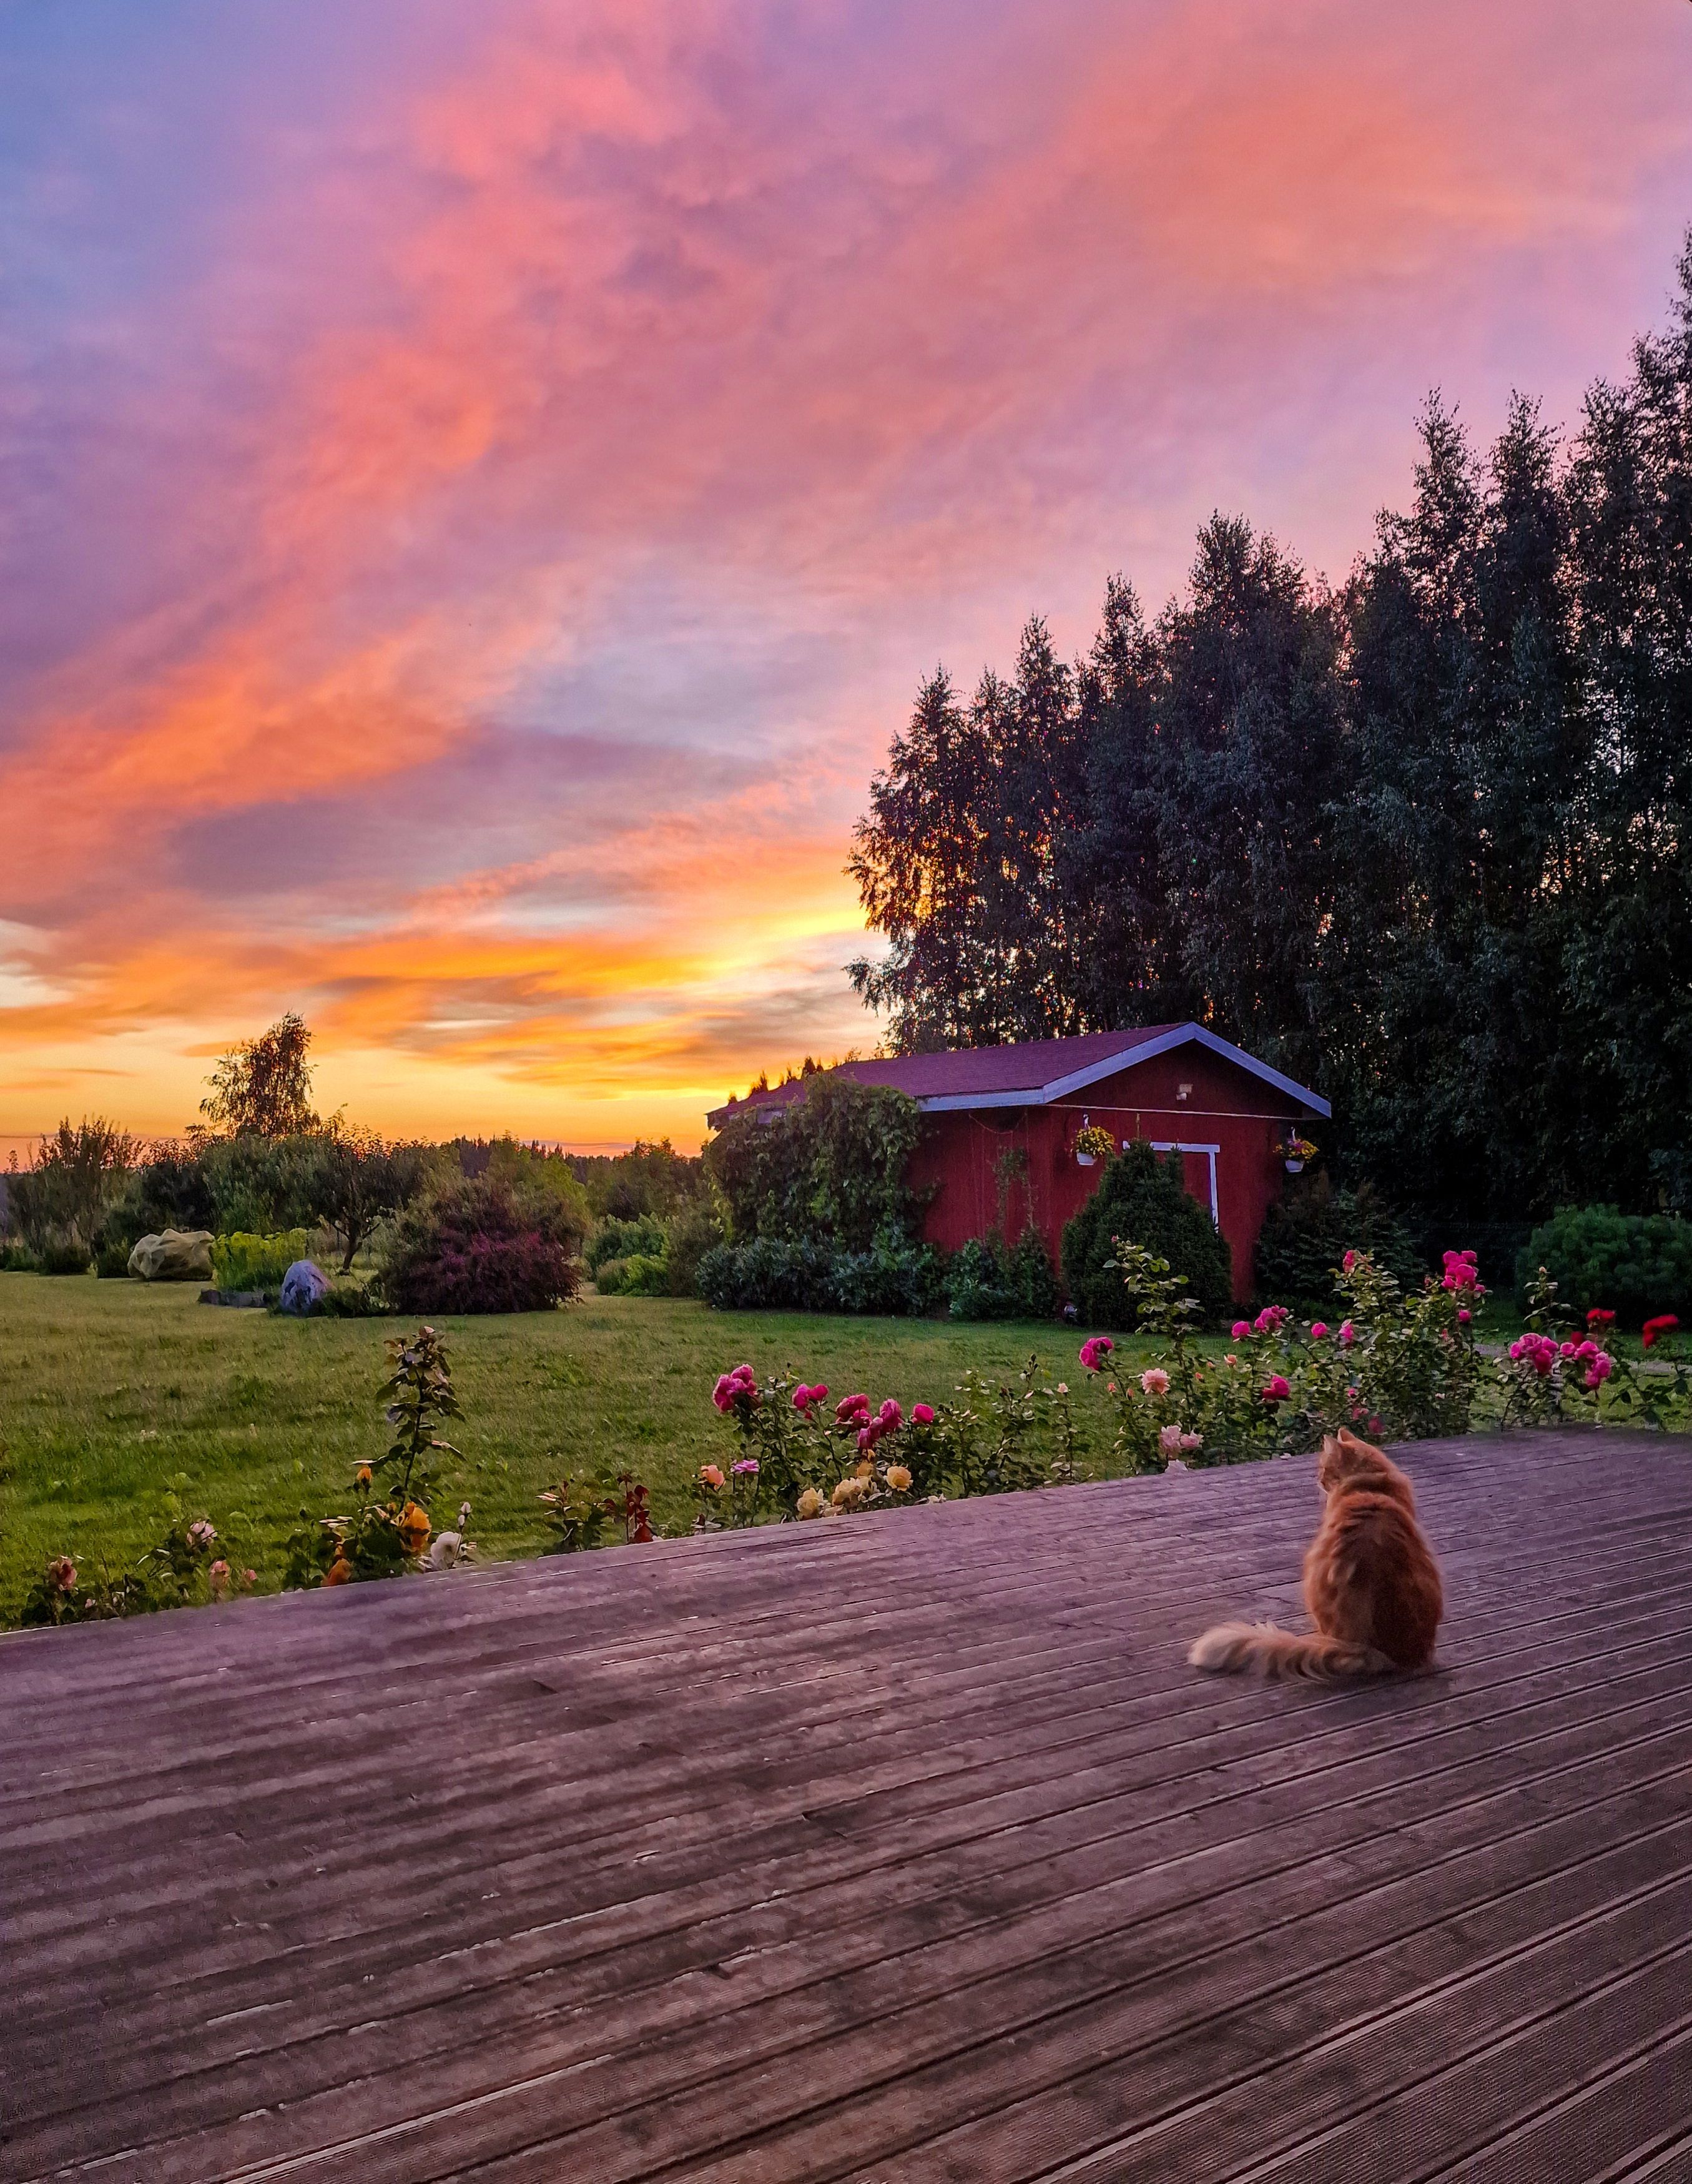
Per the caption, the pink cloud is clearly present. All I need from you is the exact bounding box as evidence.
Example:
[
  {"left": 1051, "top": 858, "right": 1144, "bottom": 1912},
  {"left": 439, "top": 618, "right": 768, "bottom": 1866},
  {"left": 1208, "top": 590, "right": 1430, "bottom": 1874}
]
[{"left": 1, "top": 0, "right": 1689, "bottom": 1141}]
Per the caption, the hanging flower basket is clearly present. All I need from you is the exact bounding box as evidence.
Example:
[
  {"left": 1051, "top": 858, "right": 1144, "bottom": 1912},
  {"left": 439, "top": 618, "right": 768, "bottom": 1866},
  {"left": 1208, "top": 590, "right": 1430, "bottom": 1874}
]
[
  {"left": 1282, "top": 1135, "right": 1319, "bottom": 1174},
  {"left": 1073, "top": 1125, "right": 1116, "bottom": 1169}
]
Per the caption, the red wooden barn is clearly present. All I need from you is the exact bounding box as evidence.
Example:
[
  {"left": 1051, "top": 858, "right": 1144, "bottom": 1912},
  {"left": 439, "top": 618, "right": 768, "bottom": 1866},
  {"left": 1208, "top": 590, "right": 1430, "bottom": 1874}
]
[{"left": 706, "top": 1024, "right": 1330, "bottom": 1302}]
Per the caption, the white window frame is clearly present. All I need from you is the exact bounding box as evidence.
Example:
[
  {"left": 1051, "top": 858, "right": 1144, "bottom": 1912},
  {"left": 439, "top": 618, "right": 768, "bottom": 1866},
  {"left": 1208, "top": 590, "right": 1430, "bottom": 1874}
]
[{"left": 1149, "top": 1140, "right": 1221, "bottom": 1228}]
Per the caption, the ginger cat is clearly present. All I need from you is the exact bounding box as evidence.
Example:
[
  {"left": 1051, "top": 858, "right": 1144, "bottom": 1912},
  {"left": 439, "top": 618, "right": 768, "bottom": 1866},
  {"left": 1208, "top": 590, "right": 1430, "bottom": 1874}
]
[{"left": 1188, "top": 1428, "right": 1444, "bottom": 1680}]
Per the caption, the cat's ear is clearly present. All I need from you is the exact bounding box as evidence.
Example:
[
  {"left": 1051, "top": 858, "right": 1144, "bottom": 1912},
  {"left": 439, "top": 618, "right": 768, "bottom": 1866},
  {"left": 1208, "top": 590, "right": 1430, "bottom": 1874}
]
[
  {"left": 1335, "top": 1426, "right": 1359, "bottom": 1450},
  {"left": 1321, "top": 1433, "right": 1340, "bottom": 1459}
]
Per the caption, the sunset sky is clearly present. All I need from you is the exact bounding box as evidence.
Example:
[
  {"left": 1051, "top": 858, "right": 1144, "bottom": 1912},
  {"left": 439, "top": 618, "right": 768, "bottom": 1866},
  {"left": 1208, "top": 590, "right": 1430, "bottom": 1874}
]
[{"left": 3, "top": 1, "right": 1691, "bottom": 1154}]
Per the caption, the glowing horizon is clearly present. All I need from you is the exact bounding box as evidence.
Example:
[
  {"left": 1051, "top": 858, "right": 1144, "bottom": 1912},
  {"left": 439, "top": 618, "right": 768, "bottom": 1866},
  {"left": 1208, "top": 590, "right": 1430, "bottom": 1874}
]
[{"left": 4, "top": 1, "right": 1691, "bottom": 1152}]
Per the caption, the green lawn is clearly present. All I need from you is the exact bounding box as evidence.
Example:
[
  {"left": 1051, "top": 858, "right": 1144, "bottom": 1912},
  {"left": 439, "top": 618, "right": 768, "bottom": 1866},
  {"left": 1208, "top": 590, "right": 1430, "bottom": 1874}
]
[{"left": 0, "top": 1273, "right": 1162, "bottom": 1624}]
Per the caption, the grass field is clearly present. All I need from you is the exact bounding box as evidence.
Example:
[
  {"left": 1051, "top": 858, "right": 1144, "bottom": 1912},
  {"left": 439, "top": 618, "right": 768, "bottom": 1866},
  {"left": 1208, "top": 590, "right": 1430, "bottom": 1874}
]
[{"left": 0, "top": 1273, "right": 1166, "bottom": 1624}]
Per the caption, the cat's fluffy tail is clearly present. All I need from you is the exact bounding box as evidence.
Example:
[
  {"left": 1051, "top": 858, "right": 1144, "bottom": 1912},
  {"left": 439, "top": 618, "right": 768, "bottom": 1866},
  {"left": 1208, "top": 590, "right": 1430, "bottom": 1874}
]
[{"left": 1188, "top": 1620, "right": 1394, "bottom": 1681}]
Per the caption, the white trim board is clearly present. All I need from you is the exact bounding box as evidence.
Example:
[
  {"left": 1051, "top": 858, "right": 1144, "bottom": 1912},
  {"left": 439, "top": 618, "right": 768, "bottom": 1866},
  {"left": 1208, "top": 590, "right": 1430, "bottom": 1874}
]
[
  {"left": 1149, "top": 1139, "right": 1221, "bottom": 1227},
  {"left": 915, "top": 1024, "right": 1327, "bottom": 1119}
]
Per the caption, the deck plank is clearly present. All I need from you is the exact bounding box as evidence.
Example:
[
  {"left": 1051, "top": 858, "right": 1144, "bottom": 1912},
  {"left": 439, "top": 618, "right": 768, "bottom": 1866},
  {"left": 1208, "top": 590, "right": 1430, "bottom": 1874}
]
[{"left": 3, "top": 1430, "right": 1691, "bottom": 2184}]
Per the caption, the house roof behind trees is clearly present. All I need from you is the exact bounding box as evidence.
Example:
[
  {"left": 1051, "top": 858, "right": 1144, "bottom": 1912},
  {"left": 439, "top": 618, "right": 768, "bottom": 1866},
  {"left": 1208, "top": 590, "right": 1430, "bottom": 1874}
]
[{"left": 706, "top": 1023, "right": 1329, "bottom": 1128}]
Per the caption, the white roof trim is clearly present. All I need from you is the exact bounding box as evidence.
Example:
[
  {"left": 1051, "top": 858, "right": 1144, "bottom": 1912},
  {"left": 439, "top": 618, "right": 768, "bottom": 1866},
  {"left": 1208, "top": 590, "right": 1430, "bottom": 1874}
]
[
  {"left": 1039, "top": 1024, "right": 1201, "bottom": 1099},
  {"left": 710, "top": 1022, "right": 1330, "bottom": 1125},
  {"left": 914, "top": 1023, "right": 1329, "bottom": 1119},
  {"left": 1180, "top": 1025, "right": 1330, "bottom": 1117},
  {"left": 918, "top": 1089, "right": 1045, "bottom": 1112}
]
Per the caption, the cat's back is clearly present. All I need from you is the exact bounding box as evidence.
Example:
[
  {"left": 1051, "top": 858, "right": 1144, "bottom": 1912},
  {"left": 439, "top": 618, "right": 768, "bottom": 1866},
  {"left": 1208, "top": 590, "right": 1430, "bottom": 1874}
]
[{"left": 1318, "top": 1486, "right": 1444, "bottom": 1668}]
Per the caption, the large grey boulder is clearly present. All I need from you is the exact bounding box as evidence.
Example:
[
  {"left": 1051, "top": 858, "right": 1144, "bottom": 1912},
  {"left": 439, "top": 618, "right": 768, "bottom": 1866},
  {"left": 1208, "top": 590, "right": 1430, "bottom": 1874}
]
[
  {"left": 278, "top": 1259, "right": 331, "bottom": 1316},
  {"left": 128, "top": 1230, "right": 215, "bottom": 1282}
]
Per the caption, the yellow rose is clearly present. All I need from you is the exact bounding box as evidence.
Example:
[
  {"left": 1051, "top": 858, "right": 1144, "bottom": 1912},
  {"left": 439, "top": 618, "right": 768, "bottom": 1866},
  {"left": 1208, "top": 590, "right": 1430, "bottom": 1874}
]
[{"left": 885, "top": 1464, "right": 912, "bottom": 1492}]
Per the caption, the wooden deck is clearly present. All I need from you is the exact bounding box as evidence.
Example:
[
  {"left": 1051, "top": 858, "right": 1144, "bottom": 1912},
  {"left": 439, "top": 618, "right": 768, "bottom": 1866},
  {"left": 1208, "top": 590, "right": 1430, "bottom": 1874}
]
[{"left": 6, "top": 1430, "right": 1692, "bottom": 2183}]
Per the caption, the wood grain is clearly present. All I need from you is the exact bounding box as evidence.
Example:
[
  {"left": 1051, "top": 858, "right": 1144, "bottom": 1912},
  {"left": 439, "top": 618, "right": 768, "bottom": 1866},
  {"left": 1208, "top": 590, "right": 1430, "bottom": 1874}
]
[{"left": 3, "top": 1430, "right": 1690, "bottom": 2183}]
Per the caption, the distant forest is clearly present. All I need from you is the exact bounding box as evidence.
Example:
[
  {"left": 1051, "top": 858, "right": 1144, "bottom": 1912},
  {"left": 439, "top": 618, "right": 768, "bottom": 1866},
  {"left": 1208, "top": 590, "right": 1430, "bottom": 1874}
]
[{"left": 850, "top": 235, "right": 1692, "bottom": 1232}]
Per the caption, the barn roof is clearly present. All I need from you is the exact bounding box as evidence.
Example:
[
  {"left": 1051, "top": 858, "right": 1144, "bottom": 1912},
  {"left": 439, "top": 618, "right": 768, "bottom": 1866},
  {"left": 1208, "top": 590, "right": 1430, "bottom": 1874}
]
[{"left": 706, "top": 1022, "right": 1330, "bottom": 1129}]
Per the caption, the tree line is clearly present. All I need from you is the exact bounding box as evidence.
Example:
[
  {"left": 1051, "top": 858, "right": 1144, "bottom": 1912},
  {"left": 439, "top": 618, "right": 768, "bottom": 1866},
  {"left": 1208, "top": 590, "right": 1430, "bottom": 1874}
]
[
  {"left": 849, "top": 235, "right": 1692, "bottom": 1232},
  {"left": 2, "top": 1012, "right": 705, "bottom": 1278}
]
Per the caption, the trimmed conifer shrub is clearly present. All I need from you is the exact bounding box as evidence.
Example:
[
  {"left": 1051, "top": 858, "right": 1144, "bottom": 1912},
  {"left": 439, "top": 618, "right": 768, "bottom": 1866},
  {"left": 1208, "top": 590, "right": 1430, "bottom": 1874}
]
[{"left": 1061, "top": 1141, "right": 1234, "bottom": 1327}]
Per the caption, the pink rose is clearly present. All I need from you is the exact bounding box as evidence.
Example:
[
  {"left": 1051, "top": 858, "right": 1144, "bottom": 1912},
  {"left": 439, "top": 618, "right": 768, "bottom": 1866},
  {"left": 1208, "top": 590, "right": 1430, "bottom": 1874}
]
[
  {"left": 731, "top": 1458, "right": 760, "bottom": 1476},
  {"left": 1339, "top": 1321, "right": 1356, "bottom": 1346},
  {"left": 1309, "top": 1323, "right": 1328, "bottom": 1340},
  {"left": 1262, "top": 1375, "right": 1291, "bottom": 1402},
  {"left": 1139, "top": 1368, "right": 1170, "bottom": 1396},
  {"left": 1078, "top": 1336, "right": 1114, "bottom": 1372},
  {"left": 878, "top": 1399, "right": 903, "bottom": 1430},
  {"left": 1231, "top": 1320, "right": 1251, "bottom": 1340},
  {"left": 912, "top": 1403, "right": 935, "bottom": 1426},
  {"left": 1457, "top": 1308, "right": 1472, "bottom": 1324}
]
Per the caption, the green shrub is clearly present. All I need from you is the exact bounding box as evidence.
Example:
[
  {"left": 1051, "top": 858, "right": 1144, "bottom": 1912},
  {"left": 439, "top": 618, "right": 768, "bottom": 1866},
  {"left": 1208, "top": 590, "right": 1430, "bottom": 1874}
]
[
  {"left": 0, "top": 1242, "right": 38, "bottom": 1272},
  {"left": 1254, "top": 1175, "right": 1420, "bottom": 1311},
  {"left": 618, "top": 1252, "right": 672, "bottom": 1297},
  {"left": 593, "top": 1255, "right": 632, "bottom": 1295},
  {"left": 1515, "top": 1205, "right": 1692, "bottom": 1327},
  {"left": 37, "top": 1235, "right": 93, "bottom": 1276},
  {"left": 1061, "top": 1141, "right": 1235, "bottom": 1327},
  {"left": 315, "top": 1280, "right": 389, "bottom": 1317},
  {"left": 705, "top": 1077, "right": 928, "bottom": 1252},
  {"left": 586, "top": 1215, "right": 667, "bottom": 1275},
  {"left": 947, "top": 1238, "right": 1018, "bottom": 1320},
  {"left": 825, "top": 1235, "right": 946, "bottom": 1315},
  {"left": 660, "top": 1190, "right": 726, "bottom": 1297},
  {"left": 696, "top": 1233, "right": 942, "bottom": 1315},
  {"left": 200, "top": 1134, "right": 323, "bottom": 1235},
  {"left": 947, "top": 1230, "right": 1065, "bottom": 1320},
  {"left": 211, "top": 1230, "right": 311, "bottom": 1293}
]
